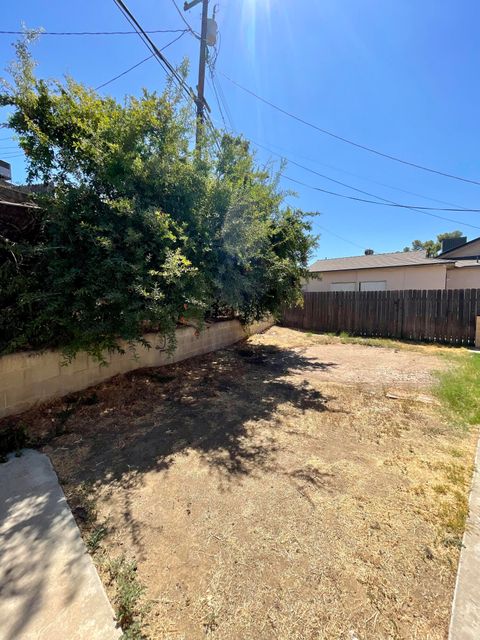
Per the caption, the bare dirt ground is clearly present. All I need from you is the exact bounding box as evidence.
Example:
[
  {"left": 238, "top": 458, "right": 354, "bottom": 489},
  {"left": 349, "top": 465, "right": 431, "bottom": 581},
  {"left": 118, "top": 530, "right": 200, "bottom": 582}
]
[{"left": 6, "top": 327, "right": 478, "bottom": 639}]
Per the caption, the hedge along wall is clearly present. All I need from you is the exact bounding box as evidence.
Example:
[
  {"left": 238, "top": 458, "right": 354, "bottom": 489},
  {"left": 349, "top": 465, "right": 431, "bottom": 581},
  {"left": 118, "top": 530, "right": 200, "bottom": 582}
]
[{"left": 0, "top": 318, "right": 274, "bottom": 419}]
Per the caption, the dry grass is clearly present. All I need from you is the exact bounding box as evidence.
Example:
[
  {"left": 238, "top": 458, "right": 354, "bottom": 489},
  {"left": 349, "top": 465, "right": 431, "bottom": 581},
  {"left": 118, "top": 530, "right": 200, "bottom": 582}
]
[
  {"left": 2, "top": 327, "right": 478, "bottom": 639},
  {"left": 276, "top": 326, "right": 471, "bottom": 356}
]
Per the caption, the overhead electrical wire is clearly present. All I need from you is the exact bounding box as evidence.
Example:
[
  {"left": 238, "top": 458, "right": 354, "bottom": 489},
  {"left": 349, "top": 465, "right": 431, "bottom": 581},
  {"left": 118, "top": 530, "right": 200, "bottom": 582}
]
[
  {"left": 207, "top": 38, "right": 234, "bottom": 132},
  {"left": 111, "top": 0, "right": 220, "bottom": 151},
  {"left": 279, "top": 176, "right": 480, "bottom": 212},
  {"left": 205, "top": 118, "right": 480, "bottom": 234},
  {"left": 111, "top": 0, "right": 195, "bottom": 104},
  {"left": 220, "top": 71, "right": 480, "bottom": 187},
  {"left": 207, "top": 75, "right": 227, "bottom": 130},
  {"left": 95, "top": 55, "right": 154, "bottom": 90},
  {"left": 205, "top": 108, "right": 480, "bottom": 217},
  {"left": 100, "top": 10, "right": 480, "bottom": 228},
  {"left": 0, "top": 28, "right": 188, "bottom": 36},
  {"left": 207, "top": 49, "right": 229, "bottom": 131},
  {"left": 209, "top": 85, "right": 463, "bottom": 210},
  {"left": 248, "top": 139, "right": 480, "bottom": 212},
  {"left": 282, "top": 175, "right": 480, "bottom": 231},
  {"left": 316, "top": 224, "right": 367, "bottom": 252},
  {"left": 247, "top": 137, "right": 463, "bottom": 209},
  {"left": 206, "top": 115, "right": 480, "bottom": 229},
  {"left": 147, "top": 30, "right": 480, "bottom": 230},
  {"left": 169, "top": 0, "right": 200, "bottom": 38},
  {"left": 257, "top": 139, "right": 480, "bottom": 229},
  {"left": 215, "top": 75, "right": 234, "bottom": 130},
  {"left": 95, "top": 30, "right": 189, "bottom": 91}
]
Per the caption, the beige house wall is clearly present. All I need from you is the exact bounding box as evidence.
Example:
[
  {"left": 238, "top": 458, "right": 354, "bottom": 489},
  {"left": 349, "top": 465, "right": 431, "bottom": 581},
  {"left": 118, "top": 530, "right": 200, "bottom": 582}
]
[
  {"left": 446, "top": 267, "right": 480, "bottom": 289},
  {"left": 304, "top": 264, "right": 448, "bottom": 292},
  {"left": 0, "top": 318, "right": 273, "bottom": 419}
]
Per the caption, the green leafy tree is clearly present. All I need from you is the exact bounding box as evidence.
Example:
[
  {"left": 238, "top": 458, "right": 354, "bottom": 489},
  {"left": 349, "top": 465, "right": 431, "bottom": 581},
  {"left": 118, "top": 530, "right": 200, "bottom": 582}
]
[
  {"left": 403, "top": 231, "right": 463, "bottom": 257},
  {"left": 0, "top": 36, "right": 315, "bottom": 360}
]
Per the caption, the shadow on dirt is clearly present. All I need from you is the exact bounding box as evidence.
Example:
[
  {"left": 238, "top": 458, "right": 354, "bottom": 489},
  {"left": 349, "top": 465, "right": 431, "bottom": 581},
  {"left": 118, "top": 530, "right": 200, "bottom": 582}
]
[{"left": 0, "top": 342, "right": 339, "bottom": 554}]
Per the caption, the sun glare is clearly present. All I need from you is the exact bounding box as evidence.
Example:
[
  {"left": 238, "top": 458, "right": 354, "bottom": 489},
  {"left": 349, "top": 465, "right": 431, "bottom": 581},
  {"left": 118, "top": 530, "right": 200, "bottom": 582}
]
[{"left": 241, "top": 0, "right": 273, "bottom": 56}]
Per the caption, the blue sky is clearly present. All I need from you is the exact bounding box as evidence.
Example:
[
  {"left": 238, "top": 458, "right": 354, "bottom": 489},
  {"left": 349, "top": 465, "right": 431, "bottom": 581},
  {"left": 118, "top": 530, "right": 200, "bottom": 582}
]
[{"left": 1, "top": 0, "right": 479, "bottom": 260}]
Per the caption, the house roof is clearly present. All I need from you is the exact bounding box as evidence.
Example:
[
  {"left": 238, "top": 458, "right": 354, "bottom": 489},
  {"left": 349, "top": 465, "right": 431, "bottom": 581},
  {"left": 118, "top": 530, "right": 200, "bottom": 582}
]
[
  {"left": 437, "top": 235, "right": 480, "bottom": 258},
  {"left": 309, "top": 250, "right": 450, "bottom": 273}
]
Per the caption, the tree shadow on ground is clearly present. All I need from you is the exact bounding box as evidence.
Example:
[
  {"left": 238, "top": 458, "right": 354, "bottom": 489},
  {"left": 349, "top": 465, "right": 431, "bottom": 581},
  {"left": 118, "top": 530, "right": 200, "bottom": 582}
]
[{"left": 1, "top": 342, "right": 340, "bottom": 556}]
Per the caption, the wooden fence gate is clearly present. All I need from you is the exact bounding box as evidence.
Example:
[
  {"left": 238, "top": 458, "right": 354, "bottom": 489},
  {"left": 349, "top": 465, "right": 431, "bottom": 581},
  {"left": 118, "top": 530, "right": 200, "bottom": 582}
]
[{"left": 282, "top": 289, "right": 480, "bottom": 345}]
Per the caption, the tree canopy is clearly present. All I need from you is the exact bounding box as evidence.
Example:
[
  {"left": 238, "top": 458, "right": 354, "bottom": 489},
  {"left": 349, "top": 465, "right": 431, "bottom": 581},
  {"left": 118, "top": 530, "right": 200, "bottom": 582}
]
[
  {"left": 403, "top": 231, "right": 463, "bottom": 258},
  {"left": 0, "top": 37, "right": 316, "bottom": 360}
]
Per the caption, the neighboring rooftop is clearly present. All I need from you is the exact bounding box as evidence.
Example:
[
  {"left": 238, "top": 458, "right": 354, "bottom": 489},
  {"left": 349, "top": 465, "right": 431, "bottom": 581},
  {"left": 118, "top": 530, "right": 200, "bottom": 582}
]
[
  {"left": 438, "top": 235, "right": 480, "bottom": 259},
  {"left": 0, "top": 181, "right": 40, "bottom": 242},
  {"left": 309, "top": 250, "right": 451, "bottom": 273}
]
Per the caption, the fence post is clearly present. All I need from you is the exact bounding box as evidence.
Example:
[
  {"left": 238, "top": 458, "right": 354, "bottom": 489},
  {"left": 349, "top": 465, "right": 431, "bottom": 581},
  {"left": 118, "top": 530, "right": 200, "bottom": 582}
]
[{"left": 476, "top": 316, "right": 480, "bottom": 348}]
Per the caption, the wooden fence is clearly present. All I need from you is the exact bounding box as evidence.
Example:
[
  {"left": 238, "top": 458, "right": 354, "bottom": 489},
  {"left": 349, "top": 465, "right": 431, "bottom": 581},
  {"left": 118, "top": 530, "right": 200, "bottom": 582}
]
[{"left": 282, "top": 289, "right": 480, "bottom": 345}]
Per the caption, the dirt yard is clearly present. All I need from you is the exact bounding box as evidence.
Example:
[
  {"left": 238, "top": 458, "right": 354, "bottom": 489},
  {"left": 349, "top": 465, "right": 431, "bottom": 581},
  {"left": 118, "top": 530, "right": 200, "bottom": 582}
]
[{"left": 8, "top": 327, "right": 479, "bottom": 639}]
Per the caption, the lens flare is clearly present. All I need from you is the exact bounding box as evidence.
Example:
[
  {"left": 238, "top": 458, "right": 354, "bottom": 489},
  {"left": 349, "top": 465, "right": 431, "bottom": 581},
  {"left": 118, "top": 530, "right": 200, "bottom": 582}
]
[{"left": 241, "top": 0, "right": 273, "bottom": 58}]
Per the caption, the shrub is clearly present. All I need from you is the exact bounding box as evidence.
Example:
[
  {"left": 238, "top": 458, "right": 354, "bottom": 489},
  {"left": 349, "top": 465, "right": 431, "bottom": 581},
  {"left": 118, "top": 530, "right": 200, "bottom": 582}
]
[{"left": 0, "top": 36, "right": 316, "bottom": 360}]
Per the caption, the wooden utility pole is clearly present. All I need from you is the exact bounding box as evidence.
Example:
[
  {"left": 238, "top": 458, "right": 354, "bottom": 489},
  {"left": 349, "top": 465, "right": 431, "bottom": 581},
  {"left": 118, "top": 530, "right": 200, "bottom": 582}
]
[{"left": 184, "top": 0, "right": 209, "bottom": 148}]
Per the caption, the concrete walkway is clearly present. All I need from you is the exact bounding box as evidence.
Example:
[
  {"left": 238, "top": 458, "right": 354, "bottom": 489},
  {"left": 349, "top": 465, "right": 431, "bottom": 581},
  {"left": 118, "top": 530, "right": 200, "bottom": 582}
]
[
  {"left": 0, "top": 450, "right": 121, "bottom": 640},
  {"left": 449, "top": 438, "right": 480, "bottom": 639}
]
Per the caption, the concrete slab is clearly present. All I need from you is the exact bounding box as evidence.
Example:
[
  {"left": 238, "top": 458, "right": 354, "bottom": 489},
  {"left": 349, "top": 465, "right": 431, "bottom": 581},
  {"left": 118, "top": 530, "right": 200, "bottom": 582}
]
[
  {"left": 449, "top": 438, "right": 480, "bottom": 640},
  {"left": 0, "top": 449, "right": 121, "bottom": 640}
]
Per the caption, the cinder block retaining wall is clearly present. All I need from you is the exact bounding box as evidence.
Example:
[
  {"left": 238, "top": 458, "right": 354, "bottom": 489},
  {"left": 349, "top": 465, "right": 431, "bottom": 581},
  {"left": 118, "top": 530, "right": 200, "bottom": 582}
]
[{"left": 0, "top": 318, "right": 273, "bottom": 419}]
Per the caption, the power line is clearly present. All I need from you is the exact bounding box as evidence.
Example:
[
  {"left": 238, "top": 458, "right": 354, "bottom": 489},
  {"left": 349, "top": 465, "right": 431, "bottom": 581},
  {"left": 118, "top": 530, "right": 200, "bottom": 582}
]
[
  {"left": 95, "top": 55, "right": 154, "bottom": 90},
  {"left": 0, "top": 28, "right": 188, "bottom": 36},
  {"left": 205, "top": 117, "right": 480, "bottom": 214},
  {"left": 95, "top": 30, "right": 189, "bottom": 91},
  {"left": 215, "top": 75, "right": 234, "bottom": 130},
  {"left": 207, "top": 36, "right": 234, "bottom": 132},
  {"left": 249, "top": 139, "right": 480, "bottom": 212},
  {"left": 248, "top": 137, "right": 463, "bottom": 209},
  {"left": 207, "top": 75, "right": 227, "bottom": 129},
  {"left": 316, "top": 224, "right": 366, "bottom": 251},
  {"left": 111, "top": 0, "right": 195, "bottom": 104},
  {"left": 111, "top": 0, "right": 220, "bottom": 152},
  {"left": 280, "top": 175, "right": 480, "bottom": 212},
  {"left": 169, "top": 0, "right": 200, "bottom": 38},
  {"left": 282, "top": 175, "right": 480, "bottom": 231},
  {"left": 234, "top": 125, "right": 480, "bottom": 230},
  {"left": 220, "top": 71, "right": 480, "bottom": 187}
]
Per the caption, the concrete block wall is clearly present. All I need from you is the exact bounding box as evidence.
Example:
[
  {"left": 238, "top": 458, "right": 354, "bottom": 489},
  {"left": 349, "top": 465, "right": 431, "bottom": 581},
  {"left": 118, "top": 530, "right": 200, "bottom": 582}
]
[{"left": 0, "top": 318, "right": 273, "bottom": 419}]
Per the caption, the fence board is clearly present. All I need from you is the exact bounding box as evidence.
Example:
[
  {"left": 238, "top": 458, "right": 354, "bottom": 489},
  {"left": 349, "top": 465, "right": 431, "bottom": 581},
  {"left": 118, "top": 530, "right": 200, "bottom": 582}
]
[{"left": 283, "top": 289, "right": 480, "bottom": 346}]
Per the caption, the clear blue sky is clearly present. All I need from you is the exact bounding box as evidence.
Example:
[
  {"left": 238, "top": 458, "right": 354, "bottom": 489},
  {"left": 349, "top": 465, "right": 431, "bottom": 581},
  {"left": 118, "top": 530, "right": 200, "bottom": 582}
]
[{"left": 1, "top": 0, "right": 479, "bottom": 260}]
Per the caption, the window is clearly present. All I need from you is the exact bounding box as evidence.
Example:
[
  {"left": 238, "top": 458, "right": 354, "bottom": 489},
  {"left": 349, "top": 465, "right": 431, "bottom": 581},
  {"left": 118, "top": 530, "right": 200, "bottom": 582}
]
[
  {"left": 331, "top": 282, "right": 356, "bottom": 292},
  {"left": 359, "top": 280, "right": 386, "bottom": 291}
]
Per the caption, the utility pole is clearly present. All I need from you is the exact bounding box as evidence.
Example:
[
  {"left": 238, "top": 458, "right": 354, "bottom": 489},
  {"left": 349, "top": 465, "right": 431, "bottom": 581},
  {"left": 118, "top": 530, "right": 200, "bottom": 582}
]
[{"left": 184, "top": 0, "right": 209, "bottom": 148}]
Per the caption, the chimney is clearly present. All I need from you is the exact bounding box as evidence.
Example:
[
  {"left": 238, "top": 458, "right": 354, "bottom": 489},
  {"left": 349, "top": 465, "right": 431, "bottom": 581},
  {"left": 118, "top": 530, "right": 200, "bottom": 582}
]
[
  {"left": 364, "top": 248, "right": 374, "bottom": 255},
  {"left": 0, "top": 160, "right": 12, "bottom": 181},
  {"left": 441, "top": 237, "right": 467, "bottom": 254}
]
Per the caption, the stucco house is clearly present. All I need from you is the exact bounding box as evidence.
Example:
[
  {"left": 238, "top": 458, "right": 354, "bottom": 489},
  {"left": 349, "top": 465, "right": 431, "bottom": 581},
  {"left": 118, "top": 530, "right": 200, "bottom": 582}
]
[{"left": 305, "top": 236, "right": 480, "bottom": 292}]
